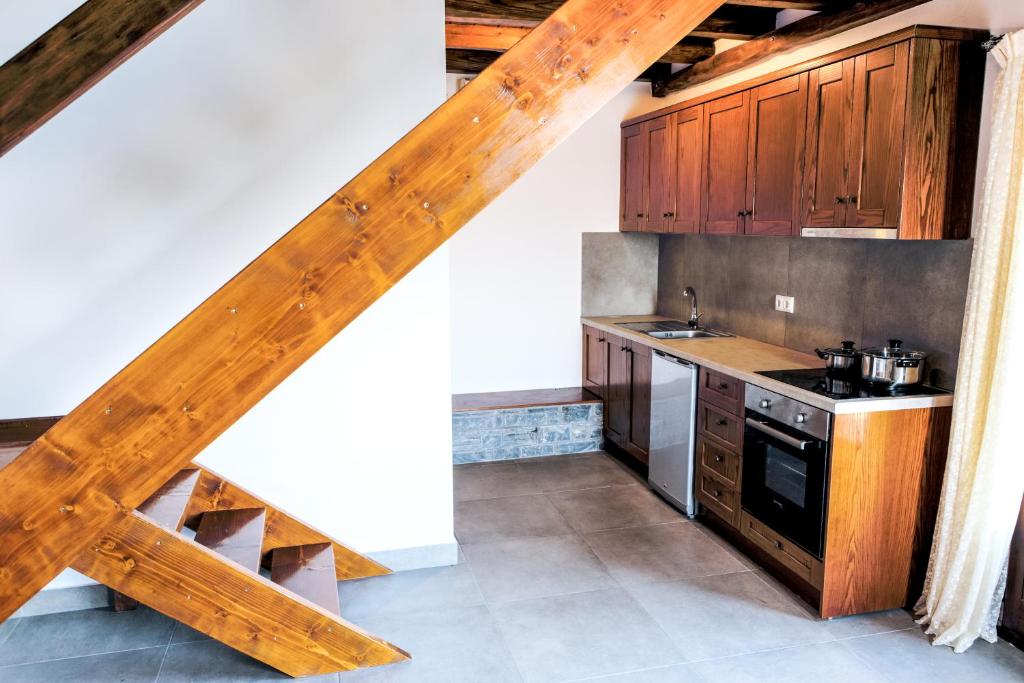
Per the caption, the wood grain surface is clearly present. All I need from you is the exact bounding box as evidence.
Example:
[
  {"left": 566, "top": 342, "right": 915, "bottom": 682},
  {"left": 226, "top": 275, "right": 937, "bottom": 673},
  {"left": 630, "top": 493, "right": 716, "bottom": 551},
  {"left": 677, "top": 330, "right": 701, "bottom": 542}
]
[{"left": 0, "top": 0, "right": 204, "bottom": 156}]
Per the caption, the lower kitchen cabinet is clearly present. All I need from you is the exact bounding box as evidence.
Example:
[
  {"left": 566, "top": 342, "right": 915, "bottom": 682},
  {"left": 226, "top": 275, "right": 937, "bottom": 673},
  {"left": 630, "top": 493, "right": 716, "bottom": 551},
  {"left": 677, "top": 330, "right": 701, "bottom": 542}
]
[{"left": 582, "top": 325, "right": 650, "bottom": 464}]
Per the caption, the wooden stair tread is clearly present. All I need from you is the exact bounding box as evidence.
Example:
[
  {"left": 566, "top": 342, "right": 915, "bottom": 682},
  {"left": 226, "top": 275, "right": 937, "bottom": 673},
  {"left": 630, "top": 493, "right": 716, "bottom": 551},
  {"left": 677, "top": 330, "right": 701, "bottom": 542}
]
[
  {"left": 137, "top": 468, "right": 201, "bottom": 531},
  {"left": 194, "top": 508, "right": 266, "bottom": 572},
  {"left": 271, "top": 543, "right": 341, "bottom": 615}
]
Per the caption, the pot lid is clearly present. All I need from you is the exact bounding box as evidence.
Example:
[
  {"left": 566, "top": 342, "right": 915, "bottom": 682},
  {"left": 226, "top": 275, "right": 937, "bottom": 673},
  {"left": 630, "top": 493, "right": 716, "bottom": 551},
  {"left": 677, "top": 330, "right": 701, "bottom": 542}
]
[
  {"left": 818, "top": 340, "right": 860, "bottom": 357},
  {"left": 861, "top": 339, "right": 928, "bottom": 360}
]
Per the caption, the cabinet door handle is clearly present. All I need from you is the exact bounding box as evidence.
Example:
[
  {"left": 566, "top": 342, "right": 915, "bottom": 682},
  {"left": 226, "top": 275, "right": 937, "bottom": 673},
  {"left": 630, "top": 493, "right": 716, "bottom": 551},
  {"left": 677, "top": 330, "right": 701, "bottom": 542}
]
[
  {"left": 834, "top": 196, "right": 847, "bottom": 204},
  {"left": 718, "top": 382, "right": 729, "bottom": 390},
  {"left": 666, "top": 212, "right": 674, "bottom": 218},
  {"left": 714, "top": 455, "right": 724, "bottom": 463},
  {"left": 636, "top": 213, "right": 644, "bottom": 218},
  {"left": 848, "top": 195, "right": 857, "bottom": 204},
  {"left": 716, "top": 418, "right": 728, "bottom": 426},
  {"left": 737, "top": 210, "right": 745, "bottom": 217},
  {"left": 773, "top": 540, "right": 783, "bottom": 550},
  {"left": 598, "top": 338, "right": 605, "bottom": 343},
  {"left": 712, "top": 489, "right": 722, "bottom": 498}
]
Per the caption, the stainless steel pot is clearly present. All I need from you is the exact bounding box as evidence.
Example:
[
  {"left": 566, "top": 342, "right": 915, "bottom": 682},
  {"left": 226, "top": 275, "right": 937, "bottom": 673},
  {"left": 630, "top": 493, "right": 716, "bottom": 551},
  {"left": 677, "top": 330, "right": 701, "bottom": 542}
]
[
  {"left": 815, "top": 340, "right": 861, "bottom": 371},
  {"left": 860, "top": 339, "right": 927, "bottom": 386}
]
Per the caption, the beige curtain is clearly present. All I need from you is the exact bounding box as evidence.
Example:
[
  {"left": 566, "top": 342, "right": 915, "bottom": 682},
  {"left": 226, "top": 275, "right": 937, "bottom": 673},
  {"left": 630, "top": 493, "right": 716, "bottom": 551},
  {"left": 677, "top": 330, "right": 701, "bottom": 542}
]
[{"left": 915, "top": 30, "right": 1024, "bottom": 653}]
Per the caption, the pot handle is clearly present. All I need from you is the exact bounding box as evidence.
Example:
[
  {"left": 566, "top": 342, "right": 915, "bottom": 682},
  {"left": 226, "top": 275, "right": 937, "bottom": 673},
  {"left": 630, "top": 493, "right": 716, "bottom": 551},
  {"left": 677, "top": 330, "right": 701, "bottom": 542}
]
[
  {"left": 896, "top": 358, "right": 920, "bottom": 368},
  {"left": 815, "top": 348, "right": 828, "bottom": 359}
]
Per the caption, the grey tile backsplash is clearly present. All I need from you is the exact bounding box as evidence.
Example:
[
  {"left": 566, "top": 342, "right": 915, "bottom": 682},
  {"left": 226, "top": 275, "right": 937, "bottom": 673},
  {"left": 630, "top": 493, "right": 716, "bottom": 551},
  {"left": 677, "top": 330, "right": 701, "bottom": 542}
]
[{"left": 655, "top": 235, "right": 973, "bottom": 389}]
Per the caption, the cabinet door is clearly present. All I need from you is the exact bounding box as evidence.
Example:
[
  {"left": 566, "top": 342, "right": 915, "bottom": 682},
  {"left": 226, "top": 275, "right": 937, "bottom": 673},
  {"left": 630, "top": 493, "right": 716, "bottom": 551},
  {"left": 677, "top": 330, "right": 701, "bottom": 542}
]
[
  {"left": 803, "top": 60, "right": 855, "bottom": 228},
  {"left": 746, "top": 73, "right": 807, "bottom": 236},
  {"left": 669, "top": 105, "right": 704, "bottom": 233},
  {"left": 1003, "top": 494, "right": 1024, "bottom": 645},
  {"left": 582, "top": 325, "right": 608, "bottom": 399},
  {"left": 702, "top": 92, "right": 749, "bottom": 234},
  {"left": 627, "top": 342, "right": 651, "bottom": 463},
  {"left": 620, "top": 123, "right": 647, "bottom": 231},
  {"left": 645, "top": 117, "right": 674, "bottom": 232},
  {"left": 605, "top": 334, "right": 631, "bottom": 447},
  {"left": 846, "top": 43, "right": 908, "bottom": 228}
]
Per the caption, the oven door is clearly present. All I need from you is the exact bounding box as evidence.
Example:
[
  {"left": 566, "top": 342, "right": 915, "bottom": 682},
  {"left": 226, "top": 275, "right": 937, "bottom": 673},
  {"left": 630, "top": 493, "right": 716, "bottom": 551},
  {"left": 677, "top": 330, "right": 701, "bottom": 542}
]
[{"left": 741, "top": 413, "right": 829, "bottom": 559}]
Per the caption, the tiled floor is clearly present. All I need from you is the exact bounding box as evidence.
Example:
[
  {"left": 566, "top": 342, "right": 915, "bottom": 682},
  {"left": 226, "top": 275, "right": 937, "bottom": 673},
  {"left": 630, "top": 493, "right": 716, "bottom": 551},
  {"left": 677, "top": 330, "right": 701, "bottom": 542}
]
[{"left": 3, "top": 451, "right": 1024, "bottom": 682}]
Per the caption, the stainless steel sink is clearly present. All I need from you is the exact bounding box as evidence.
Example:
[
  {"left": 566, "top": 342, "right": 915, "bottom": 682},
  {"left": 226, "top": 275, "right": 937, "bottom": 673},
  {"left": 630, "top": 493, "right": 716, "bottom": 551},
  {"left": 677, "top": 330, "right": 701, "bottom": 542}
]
[{"left": 616, "top": 320, "right": 732, "bottom": 340}]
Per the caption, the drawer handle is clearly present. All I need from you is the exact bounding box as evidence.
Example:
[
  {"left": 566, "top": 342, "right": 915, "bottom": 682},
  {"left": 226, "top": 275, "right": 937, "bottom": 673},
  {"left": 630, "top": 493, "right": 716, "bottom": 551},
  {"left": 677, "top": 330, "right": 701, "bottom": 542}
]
[
  {"left": 718, "top": 382, "right": 729, "bottom": 389},
  {"left": 714, "top": 455, "right": 724, "bottom": 463},
  {"left": 712, "top": 489, "right": 722, "bottom": 498},
  {"left": 773, "top": 540, "right": 783, "bottom": 550},
  {"left": 716, "top": 418, "right": 728, "bottom": 426}
]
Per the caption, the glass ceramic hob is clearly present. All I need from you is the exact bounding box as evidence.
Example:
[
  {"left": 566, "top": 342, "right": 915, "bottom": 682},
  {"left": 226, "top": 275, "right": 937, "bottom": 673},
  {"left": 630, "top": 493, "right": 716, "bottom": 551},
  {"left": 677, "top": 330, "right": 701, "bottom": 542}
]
[{"left": 755, "top": 368, "right": 952, "bottom": 401}]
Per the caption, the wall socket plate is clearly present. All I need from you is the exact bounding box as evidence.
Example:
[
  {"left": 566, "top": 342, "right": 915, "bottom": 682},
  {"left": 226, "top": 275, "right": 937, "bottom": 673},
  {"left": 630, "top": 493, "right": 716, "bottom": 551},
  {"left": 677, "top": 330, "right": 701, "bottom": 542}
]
[{"left": 775, "top": 294, "right": 795, "bottom": 314}]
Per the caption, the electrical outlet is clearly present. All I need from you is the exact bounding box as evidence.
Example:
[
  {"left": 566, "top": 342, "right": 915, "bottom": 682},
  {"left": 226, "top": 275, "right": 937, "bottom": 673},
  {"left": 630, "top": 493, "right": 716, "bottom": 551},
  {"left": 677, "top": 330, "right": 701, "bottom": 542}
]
[{"left": 775, "top": 295, "right": 795, "bottom": 314}]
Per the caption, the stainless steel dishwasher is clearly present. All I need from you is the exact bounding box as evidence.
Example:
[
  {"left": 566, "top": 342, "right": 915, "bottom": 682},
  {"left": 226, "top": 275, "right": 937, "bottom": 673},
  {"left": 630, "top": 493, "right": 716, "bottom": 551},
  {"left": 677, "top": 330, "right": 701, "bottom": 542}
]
[{"left": 648, "top": 350, "right": 698, "bottom": 516}]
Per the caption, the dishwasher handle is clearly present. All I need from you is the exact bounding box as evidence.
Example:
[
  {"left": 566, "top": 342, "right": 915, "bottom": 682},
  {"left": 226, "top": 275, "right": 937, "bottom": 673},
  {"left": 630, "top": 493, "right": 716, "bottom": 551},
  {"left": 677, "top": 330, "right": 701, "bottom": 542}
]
[{"left": 654, "top": 350, "right": 694, "bottom": 367}]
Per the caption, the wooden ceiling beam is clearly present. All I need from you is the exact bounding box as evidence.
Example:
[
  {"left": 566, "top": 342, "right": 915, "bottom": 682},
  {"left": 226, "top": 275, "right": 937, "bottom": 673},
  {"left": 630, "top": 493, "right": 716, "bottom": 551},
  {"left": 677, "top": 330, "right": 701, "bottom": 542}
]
[
  {"left": 445, "top": 1, "right": 778, "bottom": 40},
  {"left": 0, "top": 0, "right": 729, "bottom": 620},
  {"left": 0, "top": 0, "right": 204, "bottom": 157},
  {"left": 445, "top": 21, "right": 715, "bottom": 69},
  {"left": 653, "top": 0, "right": 932, "bottom": 96}
]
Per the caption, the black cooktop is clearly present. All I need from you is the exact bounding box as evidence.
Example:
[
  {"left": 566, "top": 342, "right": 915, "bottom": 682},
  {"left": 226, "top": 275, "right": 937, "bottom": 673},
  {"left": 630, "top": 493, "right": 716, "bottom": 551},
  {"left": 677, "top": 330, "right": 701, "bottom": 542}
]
[{"left": 756, "top": 368, "right": 952, "bottom": 401}]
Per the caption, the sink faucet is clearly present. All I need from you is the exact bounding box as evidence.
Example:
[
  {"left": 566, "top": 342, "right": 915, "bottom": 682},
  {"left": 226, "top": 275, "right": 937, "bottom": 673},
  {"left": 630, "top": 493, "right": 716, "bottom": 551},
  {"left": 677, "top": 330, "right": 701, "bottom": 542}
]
[{"left": 683, "top": 287, "right": 701, "bottom": 328}]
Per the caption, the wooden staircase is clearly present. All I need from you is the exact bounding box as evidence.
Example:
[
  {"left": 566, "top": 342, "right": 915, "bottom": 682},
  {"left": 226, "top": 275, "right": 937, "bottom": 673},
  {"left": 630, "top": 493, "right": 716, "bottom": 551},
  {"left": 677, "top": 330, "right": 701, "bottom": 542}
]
[
  {"left": 2, "top": 422, "right": 406, "bottom": 677},
  {"left": 0, "top": 0, "right": 728, "bottom": 676}
]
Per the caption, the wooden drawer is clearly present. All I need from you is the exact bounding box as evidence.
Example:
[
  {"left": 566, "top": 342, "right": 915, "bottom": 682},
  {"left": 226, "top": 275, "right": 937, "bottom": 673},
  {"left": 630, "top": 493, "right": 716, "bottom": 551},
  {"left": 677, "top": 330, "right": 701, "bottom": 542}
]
[
  {"left": 698, "top": 400, "right": 742, "bottom": 450},
  {"left": 739, "top": 511, "right": 823, "bottom": 589},
  {"left": 697, "top": 471, "right": 739, "bottom": 527},
  {"left": 700, "top": 367, "right": 744, "bottom": 414},
  {"left": 697, "top": 435, "right": 740, "bottom": 487}
]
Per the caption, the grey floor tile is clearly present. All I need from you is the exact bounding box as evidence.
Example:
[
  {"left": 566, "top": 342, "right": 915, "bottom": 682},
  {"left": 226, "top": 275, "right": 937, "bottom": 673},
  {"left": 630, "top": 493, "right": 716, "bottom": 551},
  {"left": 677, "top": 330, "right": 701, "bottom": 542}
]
[
  {"left": 820, "top": 608, "right": 917, "bottom": 640},
  {"left": 0, "top": 618, "right": 19, "bottom": 650},
  {"left": 693, "top": 522, "right": 759, "bottom": 571},
  {"left": 341, "top": 605, "right": 521, "bottom": 682},
  {"left": 456, "top": 494, "right": 573, "bottom": 543},
  {"left": 157, "top": 638, "right": 336, "bottom": 681},
  {"left": 454, "top": 461, "right": 542, "bottom": 502},
  {"left": 584, "top": 522, "right": 748, "bottom": 586},
  {"left": 572, "top": 663, "right": 696, "bottom": 682},
  {"left": 843, "top": 627, "right": 1024, "bottom": 683},
  {"left": 492, "top": 588, "right": 684, "bottom": 683},
  {"left": 687, "top": 640, "right": 884, "bottom": 682},
  {"left": 463, "top": 534, "right": 615, "bottom": 604},
  {"left": 169, "top": 621, "right": 211, "bottom": 644},
  {"left": 0, "top": 606, "right": 175, "bottom": 666},
  {"left": 627, "top": 572, "right": 829, "bottom": 661},
  {"left": 547, "top": 485, "right": 682, "bottom": 534},
  {"left": 517, "top": 453, "right": 638, "bottom": 492},
  {"left": 337, "top": 561, "right": 484, "bottom": 621},
  {"left": 0, "top": 645, "right": 166, "bottom": 683}
]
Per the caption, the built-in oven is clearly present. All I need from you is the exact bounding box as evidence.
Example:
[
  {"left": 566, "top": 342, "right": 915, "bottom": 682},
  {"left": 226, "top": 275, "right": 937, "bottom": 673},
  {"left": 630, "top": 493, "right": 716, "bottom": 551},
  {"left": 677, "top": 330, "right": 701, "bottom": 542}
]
[{"left": 741, "top": 386, "right": 831, "bottom": 559}]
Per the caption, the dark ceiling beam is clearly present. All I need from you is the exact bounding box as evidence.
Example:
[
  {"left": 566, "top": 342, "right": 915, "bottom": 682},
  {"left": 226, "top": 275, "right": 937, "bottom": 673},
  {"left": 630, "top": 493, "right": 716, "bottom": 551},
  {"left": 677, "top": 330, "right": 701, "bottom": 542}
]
[
  {"left": 727, "top": 0, "right": 826, "bottom": 8},
  {"left": 0, "top": 0, "right": 204, "bottom": 157},
  {"left": 653, "top": 0, "right": 932, "bottom": 96},
  {"left": 445, "top": 1, "right": 779, "bottom": 40},
  {"left": 445, "top": 21, "right": 715, "bottom": 67}
]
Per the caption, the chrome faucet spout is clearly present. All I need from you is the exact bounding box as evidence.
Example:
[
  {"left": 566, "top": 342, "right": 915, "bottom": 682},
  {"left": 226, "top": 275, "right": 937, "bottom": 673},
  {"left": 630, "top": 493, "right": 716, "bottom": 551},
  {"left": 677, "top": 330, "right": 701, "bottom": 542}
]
[{"left": 682, "top": 287, "right": 700, "bottom": 327}]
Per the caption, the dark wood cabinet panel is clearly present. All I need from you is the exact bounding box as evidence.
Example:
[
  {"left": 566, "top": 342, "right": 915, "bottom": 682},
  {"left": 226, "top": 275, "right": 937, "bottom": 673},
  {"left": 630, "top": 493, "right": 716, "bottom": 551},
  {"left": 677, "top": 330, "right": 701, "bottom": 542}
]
[
  {"left": 626, "top": 342, "right": 651, "bottom": 463},
  {"left": 803, "top": 60, "right": 855, "bottom": 228},
  {"left": 620, "top": 123, "right": 646, "bottom": 231},
  {"left": 1003, "top": 494, "right": 1024, "bottom": 646},
  {"left": 746, "top": 73, "right": 807, "bottom": 236},
  {"left": 698, "top": 400, "right": 742, "bottom": 451},
  {"left": 645, "top": 117, "right": 674, "bottom": 233},
  {"left": 699, "top": 367, "right": 744, "bottom": 414},
  {"left": 582, "top": 325, "right": 607, "bottom": 399},
  {"left": 701, "top": 91, "right": 749, "bottom": 235},
  {"left": 605, "top": 334, "right": 630, "bottom": 446},
  {"left": 669, "top": 105, "right": 704, "bottom": 233},
  {"left": 846, "top": 43, "right": 908, "bottom": 228}
]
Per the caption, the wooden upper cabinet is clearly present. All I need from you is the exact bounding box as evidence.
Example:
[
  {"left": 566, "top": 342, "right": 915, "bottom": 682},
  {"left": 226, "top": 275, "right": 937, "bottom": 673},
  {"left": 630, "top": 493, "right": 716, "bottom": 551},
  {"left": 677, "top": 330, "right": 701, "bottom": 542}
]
[
  {"left": 645, "top": 117, "right": 674, "bottom": 232},
  {"left": 670, "top": 105, "right": 704, "bottom": 233},
  {"left": 702, "top": 92, "right": 750, "bottom": 234},
  {"left": 803, "top": 60, "right": 855, "bottom": 228},
  {"left": 847, "top": 43, "right": 908, "bottom": 228},
  {"left": 620, "top": 123, "right": 646, "bottom": 231},
  {"left": 746, "top": 73, "right": 807, "bottom": 236}
]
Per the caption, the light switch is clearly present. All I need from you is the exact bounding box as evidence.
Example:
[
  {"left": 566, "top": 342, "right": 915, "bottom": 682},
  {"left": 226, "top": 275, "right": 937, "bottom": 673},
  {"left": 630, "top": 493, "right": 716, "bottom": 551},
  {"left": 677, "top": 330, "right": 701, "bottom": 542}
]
[{"left": 775, "top": 295, "right": 795, "bottom": 314}]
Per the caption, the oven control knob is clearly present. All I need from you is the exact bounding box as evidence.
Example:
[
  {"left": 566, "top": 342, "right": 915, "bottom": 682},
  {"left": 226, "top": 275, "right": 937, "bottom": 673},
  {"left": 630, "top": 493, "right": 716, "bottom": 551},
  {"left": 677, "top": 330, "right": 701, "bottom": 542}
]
[
  {"left": 794, "top": 412, "right": 807, "bottom": 424},
  {"left": 759, "top": 399, "right": 771, "bottom": 409}
]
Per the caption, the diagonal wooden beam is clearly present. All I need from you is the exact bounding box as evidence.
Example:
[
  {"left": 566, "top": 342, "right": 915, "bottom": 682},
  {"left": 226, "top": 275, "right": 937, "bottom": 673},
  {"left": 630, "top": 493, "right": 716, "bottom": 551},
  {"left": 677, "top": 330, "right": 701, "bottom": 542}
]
[
  {"left": 653, "top": 0, "right": 931, "bottom": 96},
  {"left": 72, "top": 510, "right": 407, "bottom": 677},
  {"left": 446, "top": 20, "right": 716, "bottom": 65},
  {"left": 0, "top": 0, "right": 728, "bottom": 620},
  {"left": 0, "top": 0, "right": 204, "bottom": 157}
]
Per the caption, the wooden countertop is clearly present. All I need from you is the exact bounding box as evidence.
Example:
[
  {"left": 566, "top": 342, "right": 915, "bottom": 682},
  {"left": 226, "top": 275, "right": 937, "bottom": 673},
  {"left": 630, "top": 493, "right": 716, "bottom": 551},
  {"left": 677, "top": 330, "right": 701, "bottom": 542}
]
[{"left": 582, "top": 315, "right": 954, "bottom": 414}]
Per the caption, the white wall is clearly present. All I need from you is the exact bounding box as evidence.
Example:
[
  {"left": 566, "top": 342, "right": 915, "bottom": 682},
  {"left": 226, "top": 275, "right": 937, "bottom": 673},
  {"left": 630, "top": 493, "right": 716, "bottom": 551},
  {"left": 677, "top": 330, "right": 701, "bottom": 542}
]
[
  {"left": 0, "top": 0, "right": 453, "bottom": 591},
  {"left": 448, "top": 78, "right": 659, "bottom": 394}
]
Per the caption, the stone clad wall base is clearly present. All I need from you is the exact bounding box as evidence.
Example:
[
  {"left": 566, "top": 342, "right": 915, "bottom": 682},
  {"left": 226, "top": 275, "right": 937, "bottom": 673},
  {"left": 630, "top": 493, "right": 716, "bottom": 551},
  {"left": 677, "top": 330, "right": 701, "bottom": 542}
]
[{"left": 452, "top": 403, "right": 604, "bottom": 464}]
